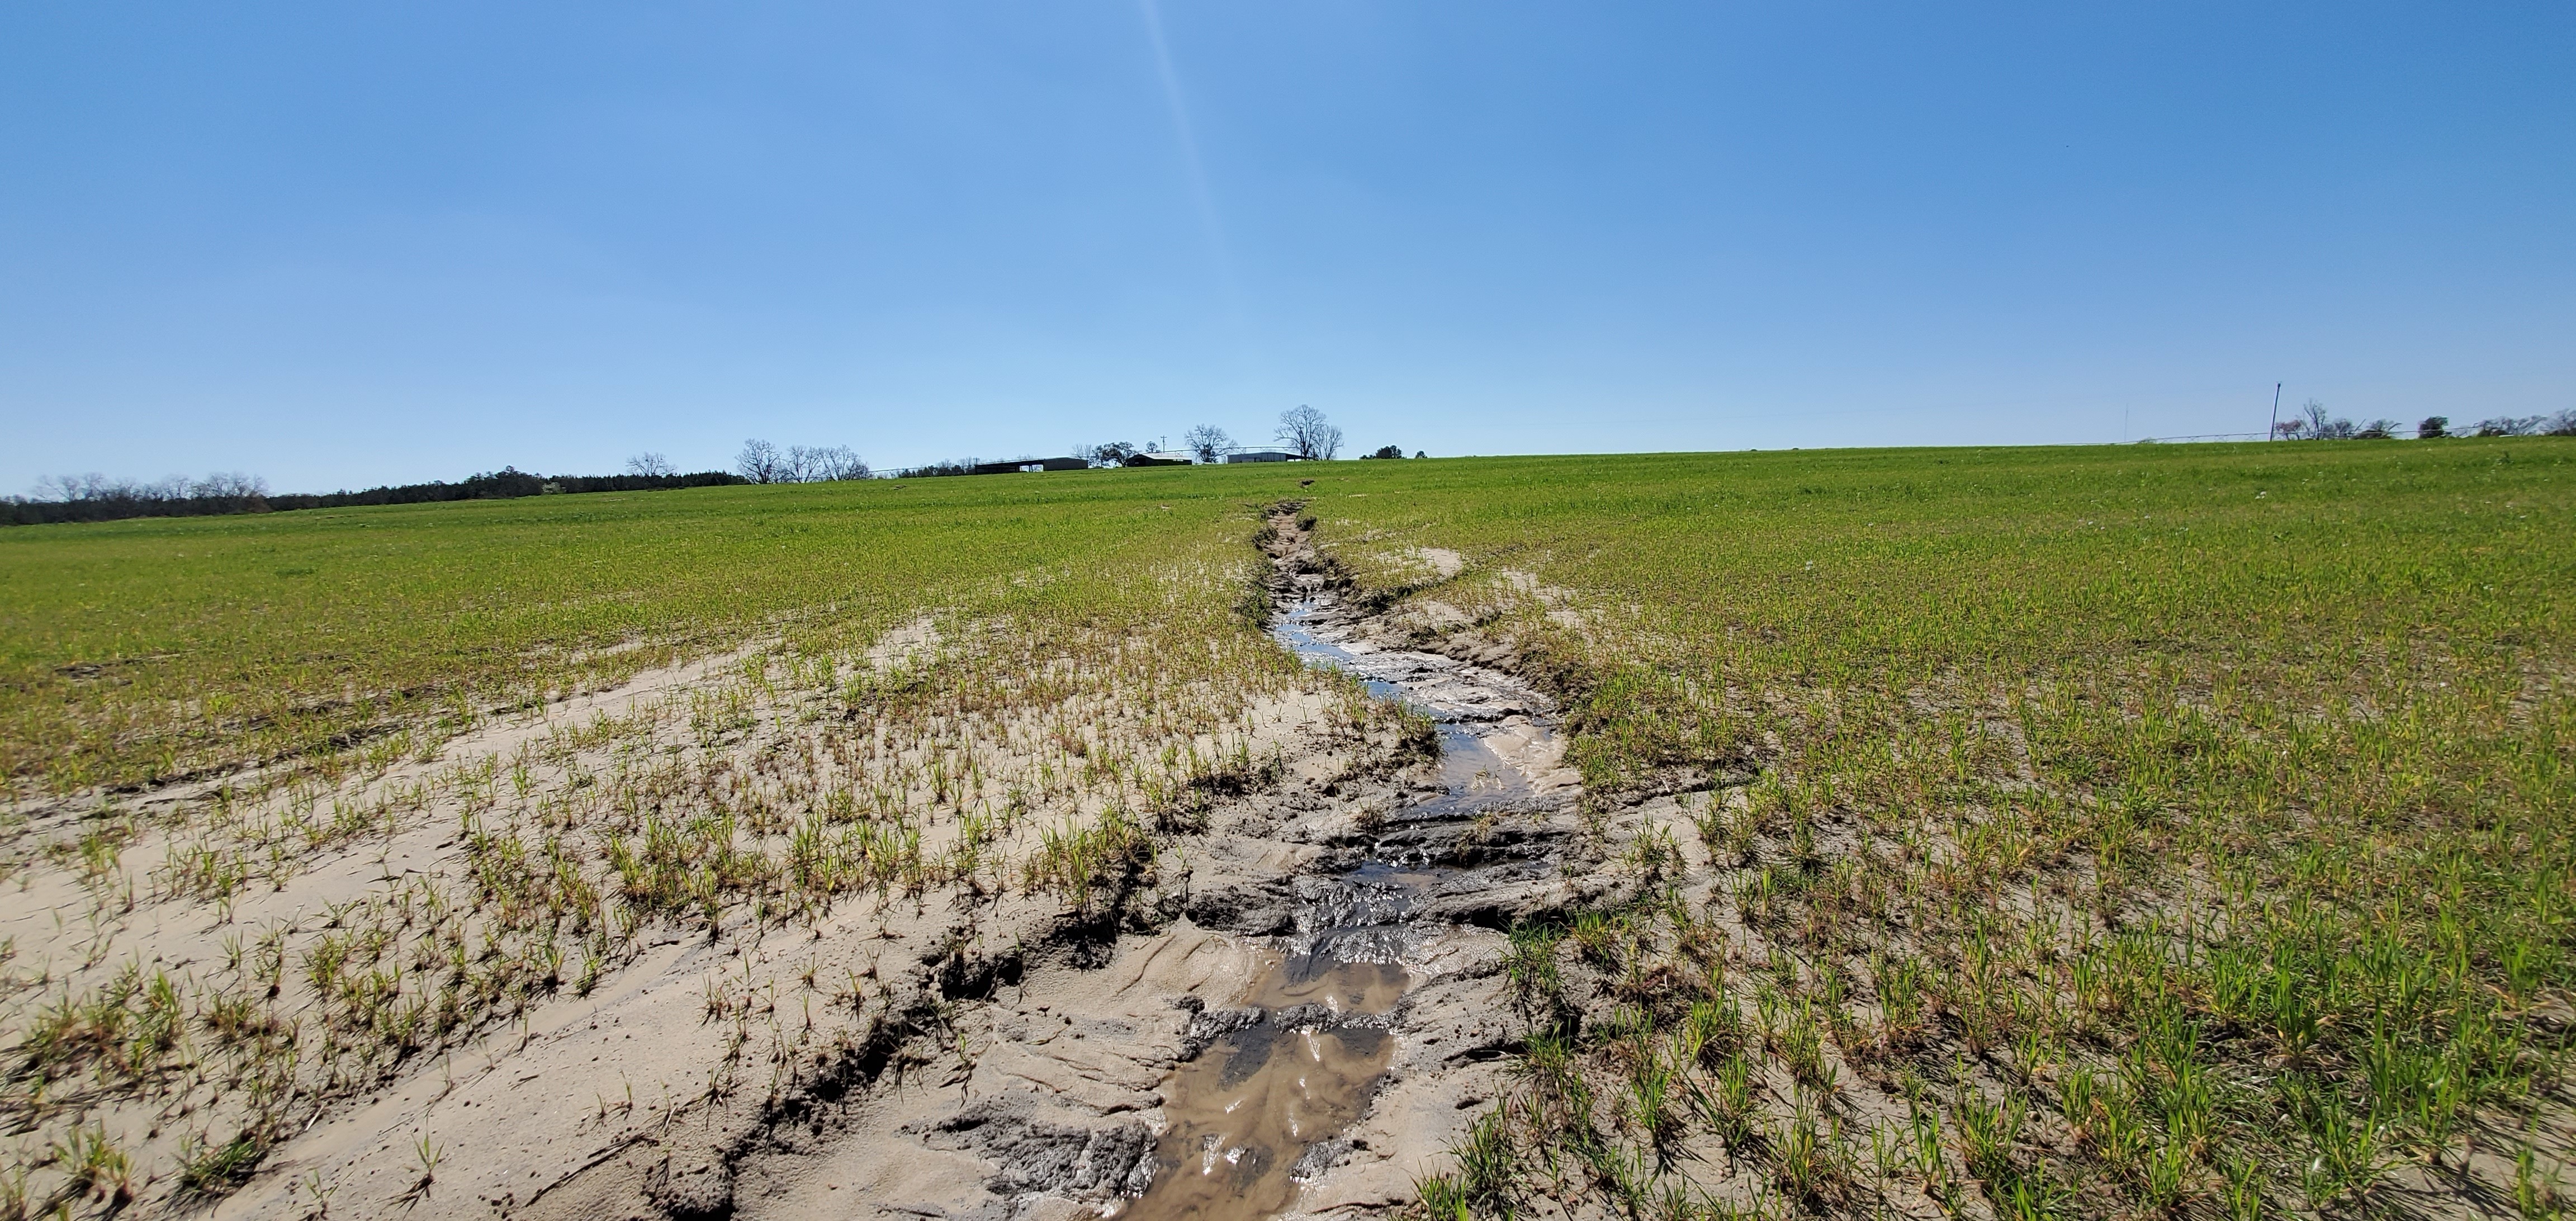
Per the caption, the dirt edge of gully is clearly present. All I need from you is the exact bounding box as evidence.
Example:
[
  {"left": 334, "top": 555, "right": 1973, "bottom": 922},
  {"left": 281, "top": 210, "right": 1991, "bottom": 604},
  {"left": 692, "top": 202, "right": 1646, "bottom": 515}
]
[{"left": 501, "top": 503, "right": 1668, "bottom": 1221}]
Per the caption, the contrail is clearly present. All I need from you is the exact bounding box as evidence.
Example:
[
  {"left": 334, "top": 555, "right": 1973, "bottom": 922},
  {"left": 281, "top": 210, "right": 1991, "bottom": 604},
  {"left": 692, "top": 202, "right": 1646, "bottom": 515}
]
[{"left": 1136, "top": 0, "right": 1256, "bottom": 370}]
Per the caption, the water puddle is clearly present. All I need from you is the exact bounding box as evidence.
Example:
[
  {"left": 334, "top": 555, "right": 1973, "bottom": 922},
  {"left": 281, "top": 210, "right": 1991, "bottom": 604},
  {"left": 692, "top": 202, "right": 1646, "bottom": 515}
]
[
  {"left": 1119, "top": 595, "right": 1555, "bottom": 1221},
  {"left": 1268, "top": 602, "right": 1404, "bottom": 702},
  {"left": 1120, "top": 960, "right": 1400, "bottom": 1221}
]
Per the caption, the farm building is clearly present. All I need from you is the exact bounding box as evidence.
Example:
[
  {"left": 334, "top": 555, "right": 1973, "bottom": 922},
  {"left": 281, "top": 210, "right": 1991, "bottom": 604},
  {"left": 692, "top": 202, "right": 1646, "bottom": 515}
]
[{"left": 967, "top": 457, "right": 1088, "bottom": 475}]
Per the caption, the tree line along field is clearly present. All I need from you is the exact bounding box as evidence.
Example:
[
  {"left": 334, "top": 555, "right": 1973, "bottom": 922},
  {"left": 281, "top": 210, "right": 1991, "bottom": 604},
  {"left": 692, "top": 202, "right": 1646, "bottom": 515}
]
[{"left": 0, "top": 439, "right": 2569, "bottom": 1218}]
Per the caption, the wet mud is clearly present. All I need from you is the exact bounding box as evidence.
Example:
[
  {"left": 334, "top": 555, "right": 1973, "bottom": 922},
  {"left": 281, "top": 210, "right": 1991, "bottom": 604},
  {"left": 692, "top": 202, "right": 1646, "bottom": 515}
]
[
  {"left": 1120, "top": 543, "right": 1569, "bottom": 1221},
  {"left": 1123, "top": 961, "right": 1399, "bottom": 1221}
]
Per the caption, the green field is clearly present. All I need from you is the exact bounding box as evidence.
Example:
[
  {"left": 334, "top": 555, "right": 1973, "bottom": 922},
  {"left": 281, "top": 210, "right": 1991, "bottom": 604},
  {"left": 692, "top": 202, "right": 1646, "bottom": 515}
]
[
  {"left": 1299, "top": 441, "right": 2576, "bottom": 1217},
  {"left": 0, "top": 470, "right": 1310, "bottom": 793},
  {"left": 4, "top": 439, "right": 2572, "bottom": 1217}
]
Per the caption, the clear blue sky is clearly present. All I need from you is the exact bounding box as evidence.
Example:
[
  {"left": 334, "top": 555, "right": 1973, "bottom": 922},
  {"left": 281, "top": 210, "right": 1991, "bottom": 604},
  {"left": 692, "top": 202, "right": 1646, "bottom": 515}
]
[{"left": 4, "top": 3, "right": 2570, "bottom": 491}]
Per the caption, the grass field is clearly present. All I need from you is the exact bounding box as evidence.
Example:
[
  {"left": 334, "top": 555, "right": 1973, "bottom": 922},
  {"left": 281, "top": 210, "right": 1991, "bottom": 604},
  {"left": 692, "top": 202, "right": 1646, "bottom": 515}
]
[
  {"left": 0, "top": 470, "right": 1315, "bottom": 795},
  {"left": 2, "top": 438, "right": 2570, "bottom": 1218},
  {"left": 1297, "top": 440, "right": 2576, "bottom": 1217}
]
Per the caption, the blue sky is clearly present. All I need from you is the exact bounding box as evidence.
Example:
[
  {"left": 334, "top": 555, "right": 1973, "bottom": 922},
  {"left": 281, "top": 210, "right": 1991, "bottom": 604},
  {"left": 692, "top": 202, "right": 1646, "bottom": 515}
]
[{"left": 3, "top": 3, "right": 2570, "bottom": 490}]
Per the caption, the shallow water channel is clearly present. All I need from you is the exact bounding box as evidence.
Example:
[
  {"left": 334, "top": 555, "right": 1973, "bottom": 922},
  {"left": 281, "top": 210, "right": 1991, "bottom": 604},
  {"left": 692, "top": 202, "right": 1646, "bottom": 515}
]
[{"left": 1120, "top": 599, "right": 1552, "bottom": 1221}]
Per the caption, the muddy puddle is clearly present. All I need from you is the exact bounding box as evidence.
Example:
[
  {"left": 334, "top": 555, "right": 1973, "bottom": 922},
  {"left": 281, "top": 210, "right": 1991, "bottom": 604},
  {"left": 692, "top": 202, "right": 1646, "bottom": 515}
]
[
  {"left": 1120, "top": 959, "right": 1399, "bottom": 1221},
  {"left": 1120, "top": 597, "right": 1555, "bottom": 1221}
]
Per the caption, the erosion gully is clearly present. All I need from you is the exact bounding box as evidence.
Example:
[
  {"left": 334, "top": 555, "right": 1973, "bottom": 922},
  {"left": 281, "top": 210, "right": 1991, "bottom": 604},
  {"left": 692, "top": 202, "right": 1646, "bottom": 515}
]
[{"left": 1120, "top": 541, "right": 1563, "bottom": 1221}]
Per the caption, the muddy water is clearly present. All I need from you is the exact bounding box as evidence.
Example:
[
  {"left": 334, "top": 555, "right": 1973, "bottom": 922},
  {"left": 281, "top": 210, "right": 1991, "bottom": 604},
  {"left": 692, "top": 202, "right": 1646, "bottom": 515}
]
[
  {"left": 1121, "top": 598, "right": 1552, "bottom": 1221},
  {"left": 1119, "top": 960, "right": 1401, "bottom": 1221}
]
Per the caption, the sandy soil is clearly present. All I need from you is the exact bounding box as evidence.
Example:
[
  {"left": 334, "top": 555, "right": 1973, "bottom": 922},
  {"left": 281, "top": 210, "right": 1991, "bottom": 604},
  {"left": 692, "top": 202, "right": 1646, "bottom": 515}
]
[
  {"left": 636, "top": 510, "right": 1606, "bottom": 1221},
  {"left": 0, "top": 507, "right": 1638, "bottom": 1221}
]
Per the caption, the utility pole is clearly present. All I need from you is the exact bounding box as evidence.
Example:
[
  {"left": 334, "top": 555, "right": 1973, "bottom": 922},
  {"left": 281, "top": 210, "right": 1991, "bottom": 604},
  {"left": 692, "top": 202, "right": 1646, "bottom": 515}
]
[{"left": 2267, "top": 382, "right": 2283, "bottom": 440}]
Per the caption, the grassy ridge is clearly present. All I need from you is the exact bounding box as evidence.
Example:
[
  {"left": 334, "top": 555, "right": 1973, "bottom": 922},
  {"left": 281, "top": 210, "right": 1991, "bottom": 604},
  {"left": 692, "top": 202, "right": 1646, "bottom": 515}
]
[
  {"left": 1305, "top": 440, "right": 2576, "bottom": 1216},
  {"left": 0, "top": 469, "right": 1320, "bottom": 794}
]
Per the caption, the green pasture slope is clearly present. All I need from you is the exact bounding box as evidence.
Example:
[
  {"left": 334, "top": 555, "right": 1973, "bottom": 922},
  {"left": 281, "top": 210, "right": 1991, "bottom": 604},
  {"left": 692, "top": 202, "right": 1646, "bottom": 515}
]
[{"left": 4, "top": 438, "right": 2571, "bottom": 1209}]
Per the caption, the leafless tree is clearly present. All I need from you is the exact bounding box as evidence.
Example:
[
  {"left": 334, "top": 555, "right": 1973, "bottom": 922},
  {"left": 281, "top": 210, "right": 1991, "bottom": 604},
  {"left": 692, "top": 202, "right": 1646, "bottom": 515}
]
[
  {"left": 737, "top": 439, "right": 785, "bottom": 483},
  {"left": 187, "top": 472, "right": 268, "bottom": 511},
  {"left": 784, "top": 445, "right": 822, "bottom": 482},
  {"left": 40, "top": 473, "right": 184, "bottom": 502},
  {"left": 1275, "top": 405, "right": 1342, "bottom": 460},
  {"left": 1182, "top": 425, "right": 1233, "bottom": 464},
  {"left": 191, "top": 472, "right": 267, "bottom": 499},
  {"left": 801, "top": 445, "right": 870, "bottom": 481},
  {"left": 26, "top": 471, "right": 268, "bottom": 513},
  {"left": 752, "top": 442, "right": 870, "bottom": 482},
  {"left": 626, "top": 452, "right": 676, "bottom": 477},
  {"left": 2300, "top": 400, "right": 2357, "bottom": 439}
]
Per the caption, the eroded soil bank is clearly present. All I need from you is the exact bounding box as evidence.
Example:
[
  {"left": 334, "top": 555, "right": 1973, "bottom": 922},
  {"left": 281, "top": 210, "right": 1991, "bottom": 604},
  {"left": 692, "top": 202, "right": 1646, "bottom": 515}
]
[{"left": 670, "top": 507, "right": 1607, "bottom": 1221}]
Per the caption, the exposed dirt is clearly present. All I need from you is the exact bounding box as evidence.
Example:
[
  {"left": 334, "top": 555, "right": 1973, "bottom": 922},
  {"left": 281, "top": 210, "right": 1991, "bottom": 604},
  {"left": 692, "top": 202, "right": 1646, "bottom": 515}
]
[
  {"left": 1, "top": 508, "right": 1639, "bottom": 1221},
  {"left": 644, "top": 507, "right": 1608, "bottom": 1221}
]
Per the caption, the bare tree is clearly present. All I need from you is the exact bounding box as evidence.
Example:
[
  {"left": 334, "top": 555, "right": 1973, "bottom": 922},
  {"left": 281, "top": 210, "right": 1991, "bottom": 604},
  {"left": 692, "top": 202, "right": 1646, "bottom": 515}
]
[
  {"left": 1275, "top": 405, "right": 1342, "bottom": 461},
  {"left": 188, "top": 472, "right": 268, "bottom": 500},
  {"left": 40, "top": 473, "right": 184, "bottom": 503},
  {"left": 2300, "top": 400, "right": 2357, "bottom": 439},
  {"left": 783, "top": 445, "right": 822, "bottom": 482},
  {"left": 806, "top": 446, "right": 870, "bottom": 481},
  {"left": 737, "top": 439, "right": 785, "bottom": 484},
  {"left": 1182, "top": 425, "right": 1233, "bottom": 464},
  {"left": 759, "top": 443, "right": 870, "bottom": 482},
  {"left": 23, "top": 471, "right": 269, "bottom": 516},
  {"left": 626, "top": 452, "right": 676, "bottom": 478}
]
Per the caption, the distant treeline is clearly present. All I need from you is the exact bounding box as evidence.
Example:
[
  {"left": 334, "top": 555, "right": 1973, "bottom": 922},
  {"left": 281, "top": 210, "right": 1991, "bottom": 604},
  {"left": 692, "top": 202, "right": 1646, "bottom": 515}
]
[
  {"left": 2277, "top": 407, "right": 2576, "bottom": 441},
  {"left": 4, "top": 467, "right": 746, "bottom": 527}
]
